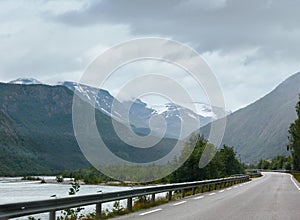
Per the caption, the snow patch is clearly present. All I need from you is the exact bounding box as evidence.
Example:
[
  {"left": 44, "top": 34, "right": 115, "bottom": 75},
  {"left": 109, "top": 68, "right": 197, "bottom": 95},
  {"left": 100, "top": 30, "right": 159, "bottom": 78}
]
[{"left": 9, "top": 78, "right": 43, "bottom": 85}]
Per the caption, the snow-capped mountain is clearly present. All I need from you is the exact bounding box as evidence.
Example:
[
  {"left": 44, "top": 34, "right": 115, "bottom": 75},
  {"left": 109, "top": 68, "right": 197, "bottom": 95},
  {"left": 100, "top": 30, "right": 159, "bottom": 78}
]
[
  {"left": 60, "top": 81, "right": 157, "bottom": 136},
  {"left": 60, "top": 81, "right": 228, "bottom": 139},
  {"left": 192, "top": 102, "right": 231, "bottom": 120},
  {"left": 9, "top": 78, "right": 43, "bottom": 85},
  {"left": 154, "top": 102, "right": 219, "bottom": 126},
  {"left": 60, "top": 81, "right": 121, "bottom": 116},
  {"left": 149, "top": 103, "right": 221, "bottom": 139},
  {"left": 6, "top": 79, "right": 230, "bottom": 139}
]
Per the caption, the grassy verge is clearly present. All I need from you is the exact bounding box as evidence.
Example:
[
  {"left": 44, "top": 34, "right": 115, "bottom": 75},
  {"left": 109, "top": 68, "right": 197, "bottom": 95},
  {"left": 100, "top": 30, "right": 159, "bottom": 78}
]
[
  {"left": 291, "top": 172, "right": 300, "bottom": 183},
  {"left": 132, "top": 197, "right": 169, "bottom": 212},
  {"left": 100, "top": 197, "right": 169, "bottom": 219}
]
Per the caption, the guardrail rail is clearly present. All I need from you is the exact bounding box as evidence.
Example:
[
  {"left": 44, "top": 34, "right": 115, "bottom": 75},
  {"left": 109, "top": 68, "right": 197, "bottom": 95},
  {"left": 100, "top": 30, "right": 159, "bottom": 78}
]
[{"left": 0, "top": 175, "right": 251, "bottom": 220}]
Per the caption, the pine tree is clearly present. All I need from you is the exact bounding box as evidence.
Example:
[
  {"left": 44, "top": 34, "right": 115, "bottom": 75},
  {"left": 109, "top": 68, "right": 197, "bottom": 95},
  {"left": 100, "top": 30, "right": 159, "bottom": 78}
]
[{"left": 288, "top": 95, "right": 300, "bottom": 170}]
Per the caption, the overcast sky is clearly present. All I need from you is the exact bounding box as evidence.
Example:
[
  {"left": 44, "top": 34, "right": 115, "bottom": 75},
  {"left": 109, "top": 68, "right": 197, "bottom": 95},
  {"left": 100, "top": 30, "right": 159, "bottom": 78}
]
[{"left": 0, "top": 0, "right": 300, "bottom": 111}]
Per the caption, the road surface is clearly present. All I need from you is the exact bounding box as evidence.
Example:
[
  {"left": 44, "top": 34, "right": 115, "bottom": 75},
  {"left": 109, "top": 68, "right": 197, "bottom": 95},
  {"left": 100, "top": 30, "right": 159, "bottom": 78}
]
[{"left": 115, "top": 172, "right": 300, "bottom": 220}]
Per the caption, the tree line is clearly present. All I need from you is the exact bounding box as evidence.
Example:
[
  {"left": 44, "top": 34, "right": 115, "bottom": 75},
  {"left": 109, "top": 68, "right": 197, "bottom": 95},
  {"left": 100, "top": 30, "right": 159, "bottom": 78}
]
[
  {"left": 287, "top": 95, "right": 300, "bottom": 170},
  {"left": 165, "top": 136, "right": 244, "bottom": 183},
  {"left": 62, "top": 136, "right": 245, "bottom": 184},
  {"left": 254, "top": 156, "right": 292, "bottom": 170}
]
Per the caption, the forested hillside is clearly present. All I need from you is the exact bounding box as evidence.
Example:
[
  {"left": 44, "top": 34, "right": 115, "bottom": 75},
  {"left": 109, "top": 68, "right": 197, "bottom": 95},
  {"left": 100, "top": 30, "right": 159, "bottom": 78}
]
[{"left": 0, "top": 83, "right": 177, "bottom": 176}]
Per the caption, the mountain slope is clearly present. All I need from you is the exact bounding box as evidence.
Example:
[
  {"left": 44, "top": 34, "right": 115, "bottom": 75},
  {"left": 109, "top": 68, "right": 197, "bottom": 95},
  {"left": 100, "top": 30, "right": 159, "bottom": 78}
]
[
  {"left": 202, "top": 72, "right": 300, "bottom": 163},
  {"left": 0, "top": 83, "right": 179, "bottom": 175},
  {"left": 0, "top": 83, "right": 90, "bottom": 175},
  {"left": 0, "top": 110, "right": 52, "bottom": 175}
]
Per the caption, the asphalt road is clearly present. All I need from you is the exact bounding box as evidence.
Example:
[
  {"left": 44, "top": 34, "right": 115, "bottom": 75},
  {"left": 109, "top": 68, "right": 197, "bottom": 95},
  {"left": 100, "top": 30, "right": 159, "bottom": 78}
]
[{"left": 115, "top": 172, "right": 300, "bottom": 220}]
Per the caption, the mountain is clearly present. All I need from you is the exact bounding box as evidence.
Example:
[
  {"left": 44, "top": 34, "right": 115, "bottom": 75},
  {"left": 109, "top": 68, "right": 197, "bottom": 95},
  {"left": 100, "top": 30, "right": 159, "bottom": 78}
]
[
  {"left": 9, "top": 78, "right": 43, "bottom": 85},
  {"left": 0, "top": 83, "right": 178, "bottom": 176},
  {"left": 0, "top": 83, "right": 89, "bottom": 175},
  {"left": 6, "top": 79, "right": 227, "bottom": 139},
  {"left": 60, "top": 81, "right": 224, "bottom": 139},
  {"left": 201, "top": 72, "right": 300, "bottom": 164}
]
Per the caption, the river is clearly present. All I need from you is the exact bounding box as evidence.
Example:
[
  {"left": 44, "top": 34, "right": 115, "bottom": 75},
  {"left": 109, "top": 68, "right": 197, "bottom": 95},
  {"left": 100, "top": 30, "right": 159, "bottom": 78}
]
[{"left": 0, "top": 177, "right": 132, "bottom": 219}]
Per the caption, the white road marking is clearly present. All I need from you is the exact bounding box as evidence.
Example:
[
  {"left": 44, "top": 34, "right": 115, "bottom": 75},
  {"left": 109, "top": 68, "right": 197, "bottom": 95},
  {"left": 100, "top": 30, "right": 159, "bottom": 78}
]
[
  {"left": 172, "top": 201, "right": 187, "bottom": 206},
  {"left": 193, "top": 195, "right": 204, "bottom": 200},
  {"left": 209, "top": 193, "right": 216, "bottom": 196},
  {"left": 140, "top": 208, "right": 162, "bottom": 216},
  {"left": 290, "top": 174, "right": 300, "bottom": 191},
  {"left": 233, "top": 186, "right": 238, "bottom": 188},
  {"left": 227, "top": 187, "right": 232, "bottom": 190},
  {"left": 239, "top": 184, "right": 243, "bottom": 187},
  {"left": 219, "top": 190, "right": 225, "bottom": 193}
]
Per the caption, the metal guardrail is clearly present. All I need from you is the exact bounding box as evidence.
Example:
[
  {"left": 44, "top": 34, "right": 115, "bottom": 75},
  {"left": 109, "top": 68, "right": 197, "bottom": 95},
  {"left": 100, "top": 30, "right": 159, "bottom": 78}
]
[{"left": 0, "top": 175, "right": 250, "bottom": 220}]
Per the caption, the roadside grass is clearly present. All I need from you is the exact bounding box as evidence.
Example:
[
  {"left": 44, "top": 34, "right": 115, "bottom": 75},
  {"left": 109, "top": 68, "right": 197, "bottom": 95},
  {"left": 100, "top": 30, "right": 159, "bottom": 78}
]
[
  {"left": 250, "top": 173, "right": 262, "bottom": 178},
  {"left": 291, "top": 172, "right": 300, "bottom": 183},
  {"left": 100, "top": 197, "right": 169, "bottom": 219},
  {"left": 172, "top": 181, "right": 243, "bottom": 199},
  {"left": 132, "top": 197, "right": 169, "bottom": 211}
]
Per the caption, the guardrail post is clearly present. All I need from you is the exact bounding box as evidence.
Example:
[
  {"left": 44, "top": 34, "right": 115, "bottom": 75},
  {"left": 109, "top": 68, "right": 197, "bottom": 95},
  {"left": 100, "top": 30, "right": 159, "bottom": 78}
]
[
  {"left": 49, "top": 210, "right": 55, "bottom": 220},
  {"left": 201, "top": 186, "right": 204, "bottom": 193},
  {"left": 182, "top": 189, "right": 185, "bottom": 198},
  {"left": 127, "top": 197, "right": 133, "bottom": 211},
  {"left": 96, "top": 203, "right": 102, "bottom": 219},
  {"left": 151, "top": 193, "right": 155, "bottom": 203},
  {"left": 168, "top": 191, "right": 172, "bottom": 201},
  {"left": 214, "top": 184, "right": 217, "bottom": 190},
  {"left": 192, "top": 187, "right": 196, "bottom": 195}
]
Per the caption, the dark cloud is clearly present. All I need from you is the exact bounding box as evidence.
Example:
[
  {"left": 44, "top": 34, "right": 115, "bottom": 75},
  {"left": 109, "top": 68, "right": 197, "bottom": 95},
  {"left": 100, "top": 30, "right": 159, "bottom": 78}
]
[{"left": 52, "top": 0, "right": 300, "bottom": 59}]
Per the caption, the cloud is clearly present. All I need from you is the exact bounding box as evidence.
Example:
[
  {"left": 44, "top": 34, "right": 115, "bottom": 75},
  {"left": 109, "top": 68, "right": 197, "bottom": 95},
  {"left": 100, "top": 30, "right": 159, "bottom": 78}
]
[
  {"left": 47, "top": 0, "right": 300, "bottom": 110},
  {"left": 52, "top": 0, "right": 300, "bottom": 58},
  {"left": 0, "top": 0, "right": 300, "bottom": 111},
  {"left": 101, "top": 59, "right": 209, "bottom": 105},
  {"left": 202, "top": 49, "right": 300, "bottom": 110},
  {"left": 0, "top": 0, "right": 130, "bottom": 83}
]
